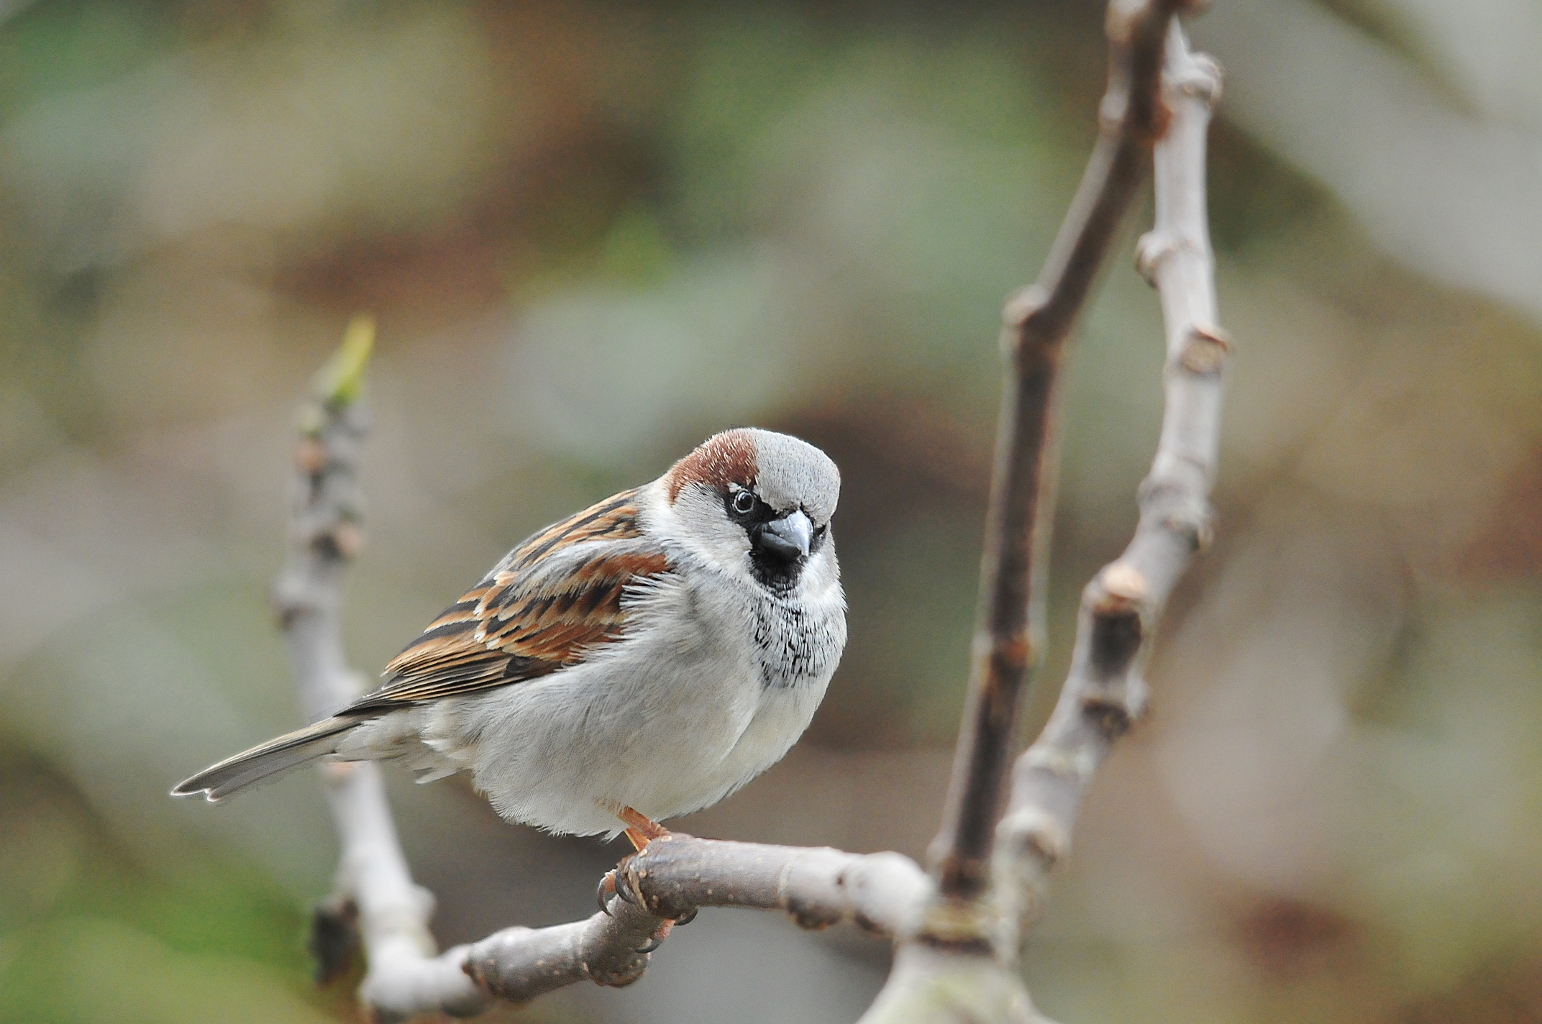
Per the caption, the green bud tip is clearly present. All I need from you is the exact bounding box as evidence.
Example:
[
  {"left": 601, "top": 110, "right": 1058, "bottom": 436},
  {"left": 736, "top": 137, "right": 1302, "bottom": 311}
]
[{"left": 317, "top": 314, "right": 375, "bottom": 406}]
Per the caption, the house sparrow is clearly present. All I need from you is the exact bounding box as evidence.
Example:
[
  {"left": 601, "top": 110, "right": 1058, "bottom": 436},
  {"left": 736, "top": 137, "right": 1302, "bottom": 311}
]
[{"left": 174, "top": 428, "right": 846, "bottom": 847}]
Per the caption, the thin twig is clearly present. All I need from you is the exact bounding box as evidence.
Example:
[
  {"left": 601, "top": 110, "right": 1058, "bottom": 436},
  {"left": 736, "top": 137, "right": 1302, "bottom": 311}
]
[
  {"left": 992, "top": 21, "right": 1227, "bottom": 951},
  {"left": 273, "top": 317, "right": 488, "bottom": 1022},
  {"left": 928, "top": 0, "right": 1188, "bottom": 909}
]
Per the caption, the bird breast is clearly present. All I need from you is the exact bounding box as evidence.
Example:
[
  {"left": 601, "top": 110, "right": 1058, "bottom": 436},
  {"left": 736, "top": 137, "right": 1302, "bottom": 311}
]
[{"left": 750, "top": 589, "right": 846, "bottom": 690}]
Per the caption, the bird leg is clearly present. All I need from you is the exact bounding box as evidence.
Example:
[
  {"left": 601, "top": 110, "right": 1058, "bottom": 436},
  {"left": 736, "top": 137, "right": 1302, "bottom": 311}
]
[
  {"left": 618, "top": 805, "right": 670, "bottom": 851},
  {"left": 595, "top": 809, "right": 698, "bottom": 941},
  {"left": 596, "top": 805, "right": 685, "bottom": 930}
]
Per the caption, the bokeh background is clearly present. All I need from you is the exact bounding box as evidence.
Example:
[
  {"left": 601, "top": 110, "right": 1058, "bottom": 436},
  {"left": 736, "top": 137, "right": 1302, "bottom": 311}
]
[{"left": 2, "top": 1, "right": 1540, "bottom": 1022}]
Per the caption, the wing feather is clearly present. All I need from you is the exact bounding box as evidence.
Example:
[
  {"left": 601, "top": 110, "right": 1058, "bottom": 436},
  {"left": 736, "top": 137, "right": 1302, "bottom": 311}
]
[{"left": 345, "top": 488, "right": 670, "bottom": 714}]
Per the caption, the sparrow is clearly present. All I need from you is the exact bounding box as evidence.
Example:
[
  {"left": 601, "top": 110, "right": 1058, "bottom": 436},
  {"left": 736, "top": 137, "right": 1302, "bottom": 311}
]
[{"left": 174, "top": 428, "right": 846, "bottom": 848}]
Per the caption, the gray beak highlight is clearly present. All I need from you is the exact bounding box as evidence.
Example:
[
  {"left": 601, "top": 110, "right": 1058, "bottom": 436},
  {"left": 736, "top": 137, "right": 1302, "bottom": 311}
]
[{"left": 755, "top": 509, "right": 813, "bottom": 562}]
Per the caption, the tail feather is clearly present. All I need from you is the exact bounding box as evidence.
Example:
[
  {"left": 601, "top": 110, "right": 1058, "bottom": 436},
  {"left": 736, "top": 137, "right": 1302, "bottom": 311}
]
[{"left": 172, "top": 715, "right": 366, "bottom": 802}]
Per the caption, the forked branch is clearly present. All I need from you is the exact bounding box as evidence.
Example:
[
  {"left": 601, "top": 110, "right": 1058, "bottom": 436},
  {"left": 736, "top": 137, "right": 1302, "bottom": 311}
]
[
  {"left": 859, "top": 12, "right": 1227, "bottom": 1024},
  {"left": 993, "top": 21, "right": 1227, "bottom": 952},
  {"left": 928, "top": 0, "right": 1189, "bottom": 914}
]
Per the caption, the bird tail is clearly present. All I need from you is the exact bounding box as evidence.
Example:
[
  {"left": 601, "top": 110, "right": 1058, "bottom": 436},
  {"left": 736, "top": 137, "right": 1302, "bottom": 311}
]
[{"left": 171, "top": 714, "right": 367, "bottom": 802}]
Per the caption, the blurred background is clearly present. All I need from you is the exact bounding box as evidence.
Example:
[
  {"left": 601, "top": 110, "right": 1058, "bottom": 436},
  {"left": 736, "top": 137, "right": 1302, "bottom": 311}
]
[{"left": 1, "top": 0, "right": 1539, "bottom": 1021}]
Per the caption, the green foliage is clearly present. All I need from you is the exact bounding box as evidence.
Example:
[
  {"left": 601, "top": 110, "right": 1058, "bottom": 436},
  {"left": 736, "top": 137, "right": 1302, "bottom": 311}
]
[{"left": 0, "top": 755, "right": 327, "bottom": 1024}]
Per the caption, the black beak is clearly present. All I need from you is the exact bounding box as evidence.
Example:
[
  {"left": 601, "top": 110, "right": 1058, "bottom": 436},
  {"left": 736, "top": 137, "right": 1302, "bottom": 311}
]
[{"left": 753, "top": 509, "right": 813, "bottom": 563}]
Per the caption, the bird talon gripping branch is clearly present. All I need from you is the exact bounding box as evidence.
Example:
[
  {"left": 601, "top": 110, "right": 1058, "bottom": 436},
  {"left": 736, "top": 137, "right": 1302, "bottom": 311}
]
[
  {"left": 612, "top": 860, "right": 644, "bottom": 908},
  {"left": 634, "top": 920, "right": 674, "bottom": 954},
  {"left": 596, "top": 870, "right": 620, "bottom": 916}
]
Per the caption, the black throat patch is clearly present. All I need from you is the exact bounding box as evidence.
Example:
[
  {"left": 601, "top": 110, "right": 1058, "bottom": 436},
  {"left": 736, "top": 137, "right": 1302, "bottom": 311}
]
[{"left": 749, "top": 548, "right": 804, "bottom": 592}]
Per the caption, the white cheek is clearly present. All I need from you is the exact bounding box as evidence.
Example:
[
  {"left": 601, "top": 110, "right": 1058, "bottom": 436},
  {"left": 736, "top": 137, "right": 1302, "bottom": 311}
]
[
  {"left": 667, "top": 486, "right": 754, "bottom": 575},
  {"left": 800, "top": 545, "right": 843, "bottom": 600}
]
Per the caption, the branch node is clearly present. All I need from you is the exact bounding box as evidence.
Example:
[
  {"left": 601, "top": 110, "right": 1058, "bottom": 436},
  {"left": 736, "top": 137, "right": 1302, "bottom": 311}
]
[
  {"left": 1170, "top": 509, "right": 1216, "bottom": 551},
  {"left": 333, "top": 521, "right": 367, "bottom": 560},
  {"left": 587, "top": 937, "right": 652, "bottom": 989},
  {"left": 1021, "top": 746, "right": 1083, "bottom": 783},
  {"left": 1175, "top": 325, "right": 1233, "bottom": 375},
  {"left": 1169, "top": 51, "right": 1224, "bottom": 106},
  {"left": 309, "top": 895, "right": 361, "bottom": 985},
  {"left": 911, "top": 895, "right": 1002, "bottom": 955},
  {"left": 1081, "top": 693, "right": 1137, "bottom": 740},
  {"left": 1133, "top": 230, "right": 1197, "bottom": 286},
  {"left": 270, "top": 573, "right": 319, "bottom": 623},
  {"left": 1093, "top": 562, "right": 1147, "bottom": 611},
  {"left": 781, "top": 855, "right": 844, "bottom": 929},
  {"left": 1138, "top": 474, "right": 1216, "bottom": 551},
  {"left": 786, "top": 899, "right": 839, "bottom": 931},
  {"left": 295, "top": 435, "right": 329, "bottom": 475},
  {"left": 975, "top": 628, "right": 1037, "bottom": 678},
  {"left": 996, "top": 807, "right": 1070, "bottom": 874},
  {"left": 1087, "top": 570, "right": 1147, "bottom": 684},
  {"left": 310, "top": 522, "right": 367, "bottom": 562},
  {"left": 1000, "top": 284, "right": 1050, "bottom": 342}
]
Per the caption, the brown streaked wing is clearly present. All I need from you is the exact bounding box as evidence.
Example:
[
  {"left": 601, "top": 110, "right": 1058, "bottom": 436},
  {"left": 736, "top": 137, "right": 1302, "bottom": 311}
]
[{"left": 346, "top": 489, "right": 670, "bottom": 713}]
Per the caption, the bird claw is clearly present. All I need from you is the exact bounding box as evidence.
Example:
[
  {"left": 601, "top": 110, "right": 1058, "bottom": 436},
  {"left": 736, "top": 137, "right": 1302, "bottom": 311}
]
[
  {"left": 599, "top": 861, "right": 692, "bottom": 943},
  {"left": 597, "top": 870, "right": 619, "bottom": 916},
  {"left": 634, "top": 919, "right": 674, "bottom": 954},
  {"left": 599, "top": 857, "right": 646, "bottom": 916},
  {"left": 613, "top": 856, "right": 643, "bottom": 907}
]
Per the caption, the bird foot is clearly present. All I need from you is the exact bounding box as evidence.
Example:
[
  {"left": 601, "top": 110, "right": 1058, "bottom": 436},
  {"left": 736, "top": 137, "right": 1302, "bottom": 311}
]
[
  {"left": 596, "top": 807, "right": 697, "bottom": 927},
  {"left": 596, "top": 862, "right": 697, "bottom": 929},
  {"left": 635, "top": 919, "right": 674, "bottom": 954},
  {"left": 618, "top": 806, "right": 670, "bottom": 850}
]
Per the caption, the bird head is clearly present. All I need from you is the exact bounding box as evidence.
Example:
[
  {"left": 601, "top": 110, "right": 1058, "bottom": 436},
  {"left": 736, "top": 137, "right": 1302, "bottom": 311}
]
[{"left": 662, "top": 428, "right": 841, "bottom": 593}]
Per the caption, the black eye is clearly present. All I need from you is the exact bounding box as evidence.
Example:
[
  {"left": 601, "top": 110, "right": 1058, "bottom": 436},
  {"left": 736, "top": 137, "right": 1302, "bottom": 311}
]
[{"left": 731, "top": 490, "right": 757, "bottom": 516}]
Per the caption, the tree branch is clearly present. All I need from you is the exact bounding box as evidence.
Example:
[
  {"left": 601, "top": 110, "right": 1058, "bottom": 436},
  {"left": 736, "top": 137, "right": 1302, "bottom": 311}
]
[
  {"left": 928, "top": 0, "right": 1187, "bottom": 915},
  {"left": 464, "top": 836, "right": 930, "bottom": 1003},
  {"left": 272, "top": 316, "right": 489, "bottom": 1022},
  {"left": 858, "top": 12, "right": 1225, "bottom": 1024},
  {"left": 992, "top": 20, "right": 1226, "bottom": 954}
]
